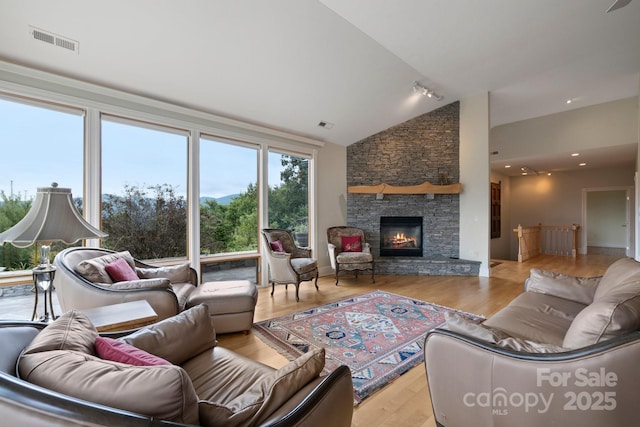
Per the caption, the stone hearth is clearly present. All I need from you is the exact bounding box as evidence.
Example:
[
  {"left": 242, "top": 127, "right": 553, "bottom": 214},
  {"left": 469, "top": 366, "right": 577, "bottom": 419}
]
[{"left": 375, "top": 255, "right": 480, "bottom": 275}]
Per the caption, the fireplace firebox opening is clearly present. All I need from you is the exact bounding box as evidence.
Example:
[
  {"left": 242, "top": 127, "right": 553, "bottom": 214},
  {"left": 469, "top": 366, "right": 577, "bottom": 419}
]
[{"left": 380, "top": 216, "right": 423, "bottom": 257}]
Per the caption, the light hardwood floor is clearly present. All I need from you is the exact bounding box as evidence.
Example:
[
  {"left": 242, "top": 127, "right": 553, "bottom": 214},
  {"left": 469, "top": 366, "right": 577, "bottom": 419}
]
[{"left": 217, "top": 254, "right": 623, "bottom": 427}]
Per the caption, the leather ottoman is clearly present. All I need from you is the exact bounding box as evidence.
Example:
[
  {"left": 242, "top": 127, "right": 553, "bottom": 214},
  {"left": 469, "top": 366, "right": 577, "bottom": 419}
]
[{"left": 186, "top": 280, "right": 258, "bottom": 334}]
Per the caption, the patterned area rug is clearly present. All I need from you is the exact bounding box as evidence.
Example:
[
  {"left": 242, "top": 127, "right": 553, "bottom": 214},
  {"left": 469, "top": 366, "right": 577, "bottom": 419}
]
[{"left": 253, "top": 290, "right": 482, "bottom": 404}]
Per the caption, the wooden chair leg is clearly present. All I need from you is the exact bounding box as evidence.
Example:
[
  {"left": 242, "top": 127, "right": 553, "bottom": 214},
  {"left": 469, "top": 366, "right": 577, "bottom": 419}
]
[
  {"left": 295, "top": 283, "right": 300, "bottom": 302},
  {"left": 314, "top": 272, "right": 319, "bottom": 291},
  {"left": 335, "top": 266, "right": 340, "bottom": 286},
  {"left": 271, "top": 282, "right": 275, "bottom": 296}
]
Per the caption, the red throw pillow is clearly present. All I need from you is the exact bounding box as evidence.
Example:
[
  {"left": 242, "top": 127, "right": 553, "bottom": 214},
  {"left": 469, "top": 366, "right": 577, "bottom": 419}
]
[
  {"left": 270, "top": 240, "right": 286, "bottom": 253},
  {"left": 341, "top": 235, "right": 362, "bottom": 252},
  {"left": 104, "top": 258, "right": 139, "bottom": 282},
  {"left": 95, "top": 336, "right": 171, "bottom": 366}
]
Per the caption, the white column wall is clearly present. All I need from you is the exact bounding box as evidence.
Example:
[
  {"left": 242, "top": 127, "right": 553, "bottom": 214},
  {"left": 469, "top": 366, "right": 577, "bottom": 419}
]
[
  {"left": 316, "top": 142, "right": 347, "bottom": 276},
  {"left": 460, "top": 93, "right": 491, "bottom": 277}
]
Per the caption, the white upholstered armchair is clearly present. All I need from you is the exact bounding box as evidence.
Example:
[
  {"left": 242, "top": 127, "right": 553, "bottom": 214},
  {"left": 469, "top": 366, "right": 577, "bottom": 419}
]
[{"left": 261, "top": 228, "right": 318, "bottom": 302}]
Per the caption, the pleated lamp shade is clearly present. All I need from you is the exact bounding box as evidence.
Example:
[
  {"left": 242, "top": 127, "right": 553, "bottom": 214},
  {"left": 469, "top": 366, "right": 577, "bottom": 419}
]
[{"left": 0, "top": 183, "right": 107, "bottom": 248}]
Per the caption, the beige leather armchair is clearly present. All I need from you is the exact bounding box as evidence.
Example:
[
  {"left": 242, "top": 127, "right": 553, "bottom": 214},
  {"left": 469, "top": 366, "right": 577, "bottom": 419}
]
[
  {"left": 53, "top": 247, "right": 198, "bottom": 321},
  {"left": 261, "top": 229, "right": 318, "bottom": 301},
  {"left": 1, "top": 305, "right": 354, "bottom": 426}
]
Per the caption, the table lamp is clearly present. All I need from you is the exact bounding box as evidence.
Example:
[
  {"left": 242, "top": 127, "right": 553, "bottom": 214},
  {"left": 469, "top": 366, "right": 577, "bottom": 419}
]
[{"left": 0, "top": 183, "right": 108, "bottom": 322}]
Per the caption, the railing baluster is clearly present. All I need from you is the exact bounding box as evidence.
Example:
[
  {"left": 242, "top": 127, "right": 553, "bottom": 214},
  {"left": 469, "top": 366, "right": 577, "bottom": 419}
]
[{"left": 514, "top": 224, "right": 580, "bottom": 262}]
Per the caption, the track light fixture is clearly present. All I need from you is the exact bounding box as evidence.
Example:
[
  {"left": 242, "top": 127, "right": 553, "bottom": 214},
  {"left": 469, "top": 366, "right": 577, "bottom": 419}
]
[{"left": 412, "top": 81, "right": 443, "bottom": 101}]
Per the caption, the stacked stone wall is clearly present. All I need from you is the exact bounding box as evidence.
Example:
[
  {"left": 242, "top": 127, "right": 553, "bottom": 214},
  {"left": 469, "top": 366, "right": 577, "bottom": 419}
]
[{"left": 347, "top": 102, "right": 478, "bottom": 275}]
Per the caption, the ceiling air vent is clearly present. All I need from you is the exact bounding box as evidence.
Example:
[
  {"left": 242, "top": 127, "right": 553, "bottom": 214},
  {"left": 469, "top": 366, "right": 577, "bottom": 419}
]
[
  {"left": 318, "top": 120, "right": 335, "bottom": 129},
  {"left": 29, "top": 26, "right": 79, "bottom": 54}
]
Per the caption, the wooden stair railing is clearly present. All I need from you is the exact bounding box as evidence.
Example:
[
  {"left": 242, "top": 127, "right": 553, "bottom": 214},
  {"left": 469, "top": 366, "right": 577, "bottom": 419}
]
[{"left": 514, "top": 224, "right": 580, "bottom": 262}]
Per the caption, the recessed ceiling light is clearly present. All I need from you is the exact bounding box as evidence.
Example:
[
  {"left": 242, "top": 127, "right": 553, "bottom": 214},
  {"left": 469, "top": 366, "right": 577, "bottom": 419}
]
[
  {"left": 579, "top": 162, "right": 587, "bottom": 166},
  {"left": 504, "top": 165, "right": 511, "bottom": 168},
  {"left": 566, "top": 99, "right": 572, "bottom": 104},
  {"left": 547, "top": 173, "right": 552, "bottom": 176},
  {"left": 571, "top": 153, "right": 579, "bottom": 157}
]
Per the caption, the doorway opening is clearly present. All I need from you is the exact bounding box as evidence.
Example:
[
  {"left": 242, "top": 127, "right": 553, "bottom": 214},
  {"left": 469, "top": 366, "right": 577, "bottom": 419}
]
[{"left": 581, "top": 187, "right": 633, "bottom": 257}]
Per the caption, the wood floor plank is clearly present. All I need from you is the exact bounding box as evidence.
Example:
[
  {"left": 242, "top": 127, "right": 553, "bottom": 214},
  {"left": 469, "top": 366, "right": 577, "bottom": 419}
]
[{"left": 216, "top": 254, "right": 623, "bottom": 426}]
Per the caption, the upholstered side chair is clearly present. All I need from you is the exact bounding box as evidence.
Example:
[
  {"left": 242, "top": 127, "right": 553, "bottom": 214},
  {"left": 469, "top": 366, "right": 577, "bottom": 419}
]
[
  {"left": 327, "top": 226, "right": 375, "bottom": 285},
  {"left": 261, "top": 228, "right": 319, "bottom": 302}
]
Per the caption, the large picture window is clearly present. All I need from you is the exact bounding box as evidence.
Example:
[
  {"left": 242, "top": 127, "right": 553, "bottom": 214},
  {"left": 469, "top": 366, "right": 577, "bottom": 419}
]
[
  {"left": 0, "top": 70, "right": 318, "bottom": 288},
  {"left": 101, "top": 116, "right": 188, "bottom": 260},
  {"left": 199, "top": 136, "right": 259, "bottom": 255},
  {"left": 0, "top": 95, "right": 84, "bottom": 272},
  {"left": 268, "top": 150, "right": 310, "bottom": 247}
]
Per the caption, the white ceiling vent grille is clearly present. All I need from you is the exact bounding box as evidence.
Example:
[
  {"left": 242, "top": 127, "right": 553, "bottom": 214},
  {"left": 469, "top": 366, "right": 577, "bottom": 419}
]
[
  {"left": 318, "top": 120, "right": 335, "bottom": 129},
  {"left": 29, "top": 26, "right": 79, "bottom": 54}
]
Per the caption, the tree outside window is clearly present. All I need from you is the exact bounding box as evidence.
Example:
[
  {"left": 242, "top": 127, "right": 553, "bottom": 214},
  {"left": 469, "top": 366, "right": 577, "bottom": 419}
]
[
  {"left": 269, "top": 152, "right": 309, "bottom": 246},
  {"left": 101, "top": 117, "right": 188, "bottom": 260}
]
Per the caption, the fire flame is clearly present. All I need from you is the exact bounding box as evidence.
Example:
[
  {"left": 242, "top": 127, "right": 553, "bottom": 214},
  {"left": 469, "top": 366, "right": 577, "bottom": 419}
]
[{"left": 391, "top": 232, "right": 415, "bottom": 245}]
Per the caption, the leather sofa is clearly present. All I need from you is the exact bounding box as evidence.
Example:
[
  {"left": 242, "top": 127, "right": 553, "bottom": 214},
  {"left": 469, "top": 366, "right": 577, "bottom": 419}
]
[
  {"left": 1, "top": 305, "right": 354, "bottom": 427},
  {"left": 424, "top": 257, "right": 640, "bottom": 427}
]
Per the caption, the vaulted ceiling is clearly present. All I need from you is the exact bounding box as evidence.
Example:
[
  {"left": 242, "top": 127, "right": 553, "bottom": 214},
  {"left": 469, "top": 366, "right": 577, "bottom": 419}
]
[{"left": 1, "top": 1, "right": 638, "bottom": 172}]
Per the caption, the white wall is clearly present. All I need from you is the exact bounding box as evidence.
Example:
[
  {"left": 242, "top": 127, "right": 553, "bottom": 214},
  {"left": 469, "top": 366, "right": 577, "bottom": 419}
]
[
  {"left": 492, "top": 96, "right": 640, "bottom": 261},
  {"left": 508, "top": 166, "right": 635, "bottom": 259},
  {"left": 460, "top": 93, "right": 491, "bottom": 277},
  {"left": 491, "top": 97, "right": 638, "bottom": 160},
  {"left": 315, "top": 141, "right": 347, "bottom": 276},
  {"left": 586, "top": 190, "right": 627, "bottom": 248}
]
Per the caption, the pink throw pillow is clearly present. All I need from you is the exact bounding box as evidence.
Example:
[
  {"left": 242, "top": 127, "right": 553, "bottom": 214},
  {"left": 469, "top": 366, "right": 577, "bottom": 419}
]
[
  {"left": 95, "top": 336, "right": 171, "bottom": 366},
  {"left": 341, "top": 235, "right": 362, "bottom": 252},
  {"left": 105, "top": 258, "right": 139, "bottom": 282},
  {"left": 270, "top": 240, "right": 285, "bottom": 253}
]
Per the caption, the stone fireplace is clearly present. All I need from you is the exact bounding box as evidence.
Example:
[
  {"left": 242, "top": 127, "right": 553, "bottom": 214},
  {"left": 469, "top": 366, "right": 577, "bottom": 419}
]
[{"left": 346, "top": 102, "right": 479, "bottom": 276}]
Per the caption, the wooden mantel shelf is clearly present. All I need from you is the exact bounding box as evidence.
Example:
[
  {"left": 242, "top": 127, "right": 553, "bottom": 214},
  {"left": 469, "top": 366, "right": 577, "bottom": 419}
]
[{"left": 347, "top": 181, "right": 462, "bottom": 195}]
